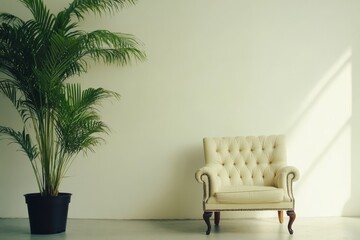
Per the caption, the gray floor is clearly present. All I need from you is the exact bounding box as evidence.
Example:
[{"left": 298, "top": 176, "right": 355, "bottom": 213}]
[{"left": 0, "top": 217, "right": 359, "bottom": 240}]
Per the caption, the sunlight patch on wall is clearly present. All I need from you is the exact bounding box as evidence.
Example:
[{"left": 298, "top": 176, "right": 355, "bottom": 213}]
[{"left": 287, "top": 48, "right": 352, "bottom": 216}]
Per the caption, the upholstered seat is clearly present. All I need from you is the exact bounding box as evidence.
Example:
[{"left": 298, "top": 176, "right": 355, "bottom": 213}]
[
  {"left": 215, "top": 186, "right": 284, "bottom": 204},
  {"left": 195, "top": 135, "right": 299, "bottom": 235}
]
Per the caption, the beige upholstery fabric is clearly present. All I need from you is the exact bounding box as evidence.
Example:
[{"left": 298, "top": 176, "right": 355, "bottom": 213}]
[
  {"left": 215, "top": 186, "right": 284, "bottom": 204},
  {"left": 196, "top": 135, "right": 299, "bottom": 211}
]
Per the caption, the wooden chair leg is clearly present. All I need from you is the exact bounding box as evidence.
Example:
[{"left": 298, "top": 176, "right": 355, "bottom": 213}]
[
  {"left": 203, "top": 211, "right": 213, "bottom": 235},
  {"left": 286, "top": 210, "right": 296, "bottom": 234},
  {"left": 278, "top": 210, "right": 283, "bottom": 223},
  {"left": 214, "top": 211, "right": 220, "bottom": 226}
]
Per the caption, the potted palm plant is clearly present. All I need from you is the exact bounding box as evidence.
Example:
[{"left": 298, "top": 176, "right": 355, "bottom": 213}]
[{"left": 0, "top": 0, "right": 145, "bottom": 234}]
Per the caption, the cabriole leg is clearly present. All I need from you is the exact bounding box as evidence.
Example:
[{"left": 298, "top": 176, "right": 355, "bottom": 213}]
[
  {"left": 203, "top": 211, "right": 213, "bottom": 235},
  {"left": 286, "top": 210, "right": 296, "bottom": 234}
]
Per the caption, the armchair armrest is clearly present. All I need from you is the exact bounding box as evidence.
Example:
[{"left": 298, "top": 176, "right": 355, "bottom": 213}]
[
  {"left": 274, "top": 166, "right": 300, "bottom": 202},
  {"left": 195, "top": 164, "right": 222, "bottom": 202}
]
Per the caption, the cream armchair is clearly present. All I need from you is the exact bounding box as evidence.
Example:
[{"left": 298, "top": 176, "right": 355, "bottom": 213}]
[{"left": 195, "top": 135, "right": 299, "bottom": 235}]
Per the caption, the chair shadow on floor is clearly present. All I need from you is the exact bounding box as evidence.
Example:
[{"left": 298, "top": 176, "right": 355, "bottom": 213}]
[{"left": 147, "top": 217, "right": 293, "bottom": 237}]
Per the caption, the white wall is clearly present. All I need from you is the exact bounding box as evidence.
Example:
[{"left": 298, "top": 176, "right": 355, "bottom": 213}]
[{"left": 0, "top": 0, "right": 359, "bottom": 219}]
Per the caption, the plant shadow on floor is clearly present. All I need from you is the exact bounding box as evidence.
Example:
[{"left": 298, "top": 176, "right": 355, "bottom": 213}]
[{"left": 0, "top": 220, "right": 29, "bottom": 235}]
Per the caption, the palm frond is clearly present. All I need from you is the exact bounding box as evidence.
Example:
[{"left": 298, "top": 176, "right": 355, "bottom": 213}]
[
  {"left": 0, "top": 80, "right": 30, "bottom": 122},
  {"left": 64, "top": 0, "right": 137, "bottom": 20},
  {"left": 0, "top": 12, "right": 24, "bottom": 26},
  {"left": 0, "top": 126, "right": 38, "bottom": 161},
  {"left": 55, "top": 84, "right": 117, "bottom": 154},
  {"left": 83, "top": 30, "right": 146, "bottom": 64},
  {"left": 0, "top": 24, "right": 24, "bottom": 78},
  {"left": 19, "top": 0, "right": 55, "bottom": 28}
]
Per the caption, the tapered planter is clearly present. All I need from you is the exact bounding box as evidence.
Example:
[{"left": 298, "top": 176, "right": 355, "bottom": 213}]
[{"left": 25, "top": 193, "right": 71, "bottom": 234}]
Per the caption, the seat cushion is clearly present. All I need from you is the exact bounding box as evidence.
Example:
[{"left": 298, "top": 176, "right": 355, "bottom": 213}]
[{"left": 215, "top": 185, "right": 284, "bottom": 204}]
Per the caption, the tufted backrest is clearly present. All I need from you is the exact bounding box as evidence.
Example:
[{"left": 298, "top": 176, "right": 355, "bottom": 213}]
[{"left": 203, "top": 135, "right": 286, "bottom": 187}]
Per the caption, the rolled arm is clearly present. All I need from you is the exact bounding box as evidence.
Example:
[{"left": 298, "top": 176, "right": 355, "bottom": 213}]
[
  {"left": 274, "top": 166, "right": 300, "bottom": 202},
  {"left": 195, "top": 164, "right": 222, "bottom": 202}
]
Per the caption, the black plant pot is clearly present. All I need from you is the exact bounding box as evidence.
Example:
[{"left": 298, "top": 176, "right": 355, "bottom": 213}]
[{"left": 24, "top": 193, "right": 72, "bottom": 234}]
